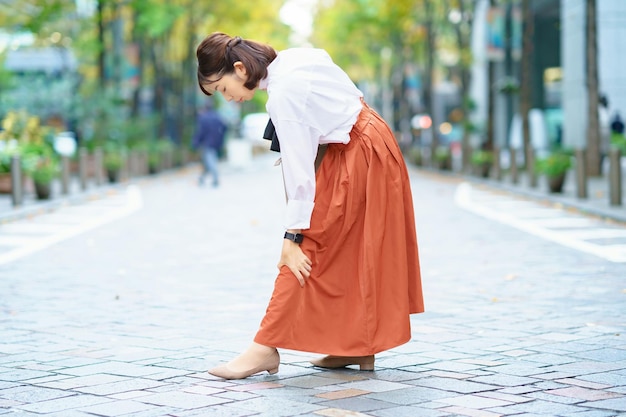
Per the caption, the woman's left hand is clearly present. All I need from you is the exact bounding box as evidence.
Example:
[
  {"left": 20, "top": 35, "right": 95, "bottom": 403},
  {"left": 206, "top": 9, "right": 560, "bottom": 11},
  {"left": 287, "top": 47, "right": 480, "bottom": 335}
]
[{"left": 277, "top": 240, "right": 312, "bottom": 287}]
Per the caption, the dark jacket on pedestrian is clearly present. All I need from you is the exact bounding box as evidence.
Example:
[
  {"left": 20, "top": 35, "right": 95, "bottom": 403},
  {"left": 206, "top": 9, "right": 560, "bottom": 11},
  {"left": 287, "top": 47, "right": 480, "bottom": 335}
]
[{"left": 192, "top": 109, "right": 227, "bottom": 151}]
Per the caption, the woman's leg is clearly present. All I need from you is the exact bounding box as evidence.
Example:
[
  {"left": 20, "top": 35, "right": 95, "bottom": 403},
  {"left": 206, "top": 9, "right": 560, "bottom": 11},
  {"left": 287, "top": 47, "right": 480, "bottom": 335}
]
[{"left": 205, "top": 148, "right": 220, "bottom": 186}]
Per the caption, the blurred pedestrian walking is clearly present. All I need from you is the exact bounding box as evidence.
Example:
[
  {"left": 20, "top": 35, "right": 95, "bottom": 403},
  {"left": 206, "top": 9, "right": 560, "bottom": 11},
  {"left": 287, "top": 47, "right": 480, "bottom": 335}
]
[
  {"left": 196, "top": 32, "right": 424, "bottom": 379},
  {"left": 611, "top": 111, "right": 625, "bottom": 135},
  {"left": 192, "top": 99, "right": 227, "bottom": 187}
]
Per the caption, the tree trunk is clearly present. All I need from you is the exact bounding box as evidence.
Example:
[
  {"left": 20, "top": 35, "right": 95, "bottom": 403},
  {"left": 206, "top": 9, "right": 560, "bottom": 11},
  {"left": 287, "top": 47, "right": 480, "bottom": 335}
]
[
  {"left": 486, "top": 0, "right": 496, "bottom": 155},
  {"left": 97, "top": 0, "right": 106, "bottom": 88},
  {"left": 130, "top": 11, "right": 145, "bottom": 118},
  {"left": 424, "top": 0, "right": 438, "bottom": 166},
  {"left": 450, "top": 0, "right": 473, "bottom": 171},
  {"left": 520, "top": 0, "right": 535, "bottom": 185},
  {"left": 586, "top": 0, "right": 601, "bottom": 176}
]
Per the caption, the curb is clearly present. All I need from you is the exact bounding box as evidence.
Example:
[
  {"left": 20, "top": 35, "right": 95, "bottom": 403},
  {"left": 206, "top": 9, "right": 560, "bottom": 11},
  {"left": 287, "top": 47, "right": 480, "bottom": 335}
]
[
  {"left": 0, "top": 166, "right": 195, "bottom": 224},
  {"left": 411, "top": 166, "right": 626, "bottom": 225}
]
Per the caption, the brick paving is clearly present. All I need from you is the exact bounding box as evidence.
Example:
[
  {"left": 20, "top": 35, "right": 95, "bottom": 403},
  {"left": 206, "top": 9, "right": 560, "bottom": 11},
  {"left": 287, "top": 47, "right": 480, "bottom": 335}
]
[{"left": 0, "top": 153, "right": 625, "bottom": 416}]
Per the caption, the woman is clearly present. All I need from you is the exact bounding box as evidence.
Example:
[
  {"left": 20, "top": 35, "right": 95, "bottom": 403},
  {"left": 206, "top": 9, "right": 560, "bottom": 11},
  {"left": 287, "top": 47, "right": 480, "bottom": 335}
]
[{"left": 196, "top": 32, "right": 424, "bottom": 380}]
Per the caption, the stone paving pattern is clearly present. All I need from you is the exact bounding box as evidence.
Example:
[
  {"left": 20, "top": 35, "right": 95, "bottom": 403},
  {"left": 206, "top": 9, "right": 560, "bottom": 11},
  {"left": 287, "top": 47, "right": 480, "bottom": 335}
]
[{"left": 0, "top": 154, "right": 625, "bottom": 416}]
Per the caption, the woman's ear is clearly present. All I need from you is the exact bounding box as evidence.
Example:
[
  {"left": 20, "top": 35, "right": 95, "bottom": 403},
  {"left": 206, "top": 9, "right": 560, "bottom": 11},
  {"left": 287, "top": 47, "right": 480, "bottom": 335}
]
[{"left": 233, "top": 61, "right": 248, "bottom": 80}]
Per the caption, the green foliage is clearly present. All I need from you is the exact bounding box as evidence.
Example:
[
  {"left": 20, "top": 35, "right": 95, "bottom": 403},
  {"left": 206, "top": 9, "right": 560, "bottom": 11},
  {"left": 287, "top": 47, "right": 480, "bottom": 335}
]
[
  {"left": 0, "top": 144, "right": 20, "bottom": 174},
  {"left": 0, "top": 110, "right": 56, "bottom": 174},
  {"left": 470, "top": 150, "right": 494, "bottom": 165},
  {"left": 103, "top": 141, "right": 127, "bottom": 171},
  {"left": 435, "top": 146, "right": 451, "bottom": 161},
  {"left": 408, "top": 147, "right": 423, "bottom": 166},
  {"left": 0, "top": 0, "right": 74, "bottom": 33},
  {"left": 434, "top": 146, "right": 451, "bottom": 162},
  {"left": 31, "top": 156, "right": 60, "bottom": 184},
  {"left": 610, "top": 133, "right": 626, "bottom": 154},
  {"left": 535, "top": 150, "right": 572, "bottom": 177},
  {"left": 133, "top": 0, "right": 186, "bottom": 38}
]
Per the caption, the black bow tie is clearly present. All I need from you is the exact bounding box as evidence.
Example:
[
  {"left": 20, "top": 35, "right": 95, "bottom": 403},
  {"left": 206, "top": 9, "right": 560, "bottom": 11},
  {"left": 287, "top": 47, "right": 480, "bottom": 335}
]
[{"left": 263, "top": 119, "right": 281, "bottom": 152}]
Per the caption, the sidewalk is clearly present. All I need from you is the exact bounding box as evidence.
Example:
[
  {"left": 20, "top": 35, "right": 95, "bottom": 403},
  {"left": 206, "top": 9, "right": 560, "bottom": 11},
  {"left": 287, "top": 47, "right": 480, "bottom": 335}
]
[
  {"left": 0, "top": 166, "right": 194, "bottom": 224},
  {"left": 426, "top": 166, "right": 626, "bottom": 225}
]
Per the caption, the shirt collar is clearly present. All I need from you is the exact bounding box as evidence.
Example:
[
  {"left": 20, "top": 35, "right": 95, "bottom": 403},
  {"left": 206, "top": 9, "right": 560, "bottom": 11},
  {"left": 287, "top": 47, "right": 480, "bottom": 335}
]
[{"left": 259, "top": 53, "right": 279, "bottom": 90}]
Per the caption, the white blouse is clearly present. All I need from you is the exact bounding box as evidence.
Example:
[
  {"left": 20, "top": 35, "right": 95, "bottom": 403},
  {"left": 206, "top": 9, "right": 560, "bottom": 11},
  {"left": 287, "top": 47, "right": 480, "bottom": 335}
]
[{"left": 259, "top": 48, "right": 363, "bottom": 230}]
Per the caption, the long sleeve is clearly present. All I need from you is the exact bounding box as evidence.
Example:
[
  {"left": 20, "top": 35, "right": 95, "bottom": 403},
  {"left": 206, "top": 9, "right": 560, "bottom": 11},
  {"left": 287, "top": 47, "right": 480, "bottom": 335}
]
[
  {"left": 263, "top": 48, "right": 363, "bottom": 230},
  {"left": 272, "top": 119, "right": 321, "bottom": 229}
]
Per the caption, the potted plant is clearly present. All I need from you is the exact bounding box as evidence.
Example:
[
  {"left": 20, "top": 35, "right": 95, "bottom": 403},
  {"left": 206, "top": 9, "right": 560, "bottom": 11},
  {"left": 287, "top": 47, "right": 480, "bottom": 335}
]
[
  {"left": 148, "top": 146, "right": 162, "bottom": 175},
  {"left": 0, "top": 142, "right": 21, "bottom": 193},
  {"left": 30, "top": 156, "right": 60, "bottom": 199},
  {"left": 536, "top": 150, "right": 572, "bottom": 193},
  {"left": 470, "top": 150, "right": 494, "bottom": 178},
  {"left": 495, "top": 76, "right": 520, "bottom": 95},
  {"left": 408, "top": 147, "right": 423, "bottom": 167},
  {"left": 103, "top": 142, "right": 126, "bottom": 183},
  {"left": 0, "top": 111, "right": 34, "bottom": 193},
  {"left": 434, "top": 146, "right": 452, "bottom": 170}
]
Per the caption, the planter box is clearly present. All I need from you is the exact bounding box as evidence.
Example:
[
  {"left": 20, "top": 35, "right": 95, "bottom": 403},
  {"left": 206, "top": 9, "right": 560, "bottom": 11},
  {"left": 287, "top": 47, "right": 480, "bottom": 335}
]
[{"left": 0, "top": 172, "right": 32, "bottom": 194}]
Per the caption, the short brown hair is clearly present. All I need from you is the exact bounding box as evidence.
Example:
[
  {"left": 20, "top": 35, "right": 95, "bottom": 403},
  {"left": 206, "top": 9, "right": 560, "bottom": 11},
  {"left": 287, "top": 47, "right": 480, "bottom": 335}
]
[{"left": 196, "top": 32, "right": 277, "bottom": 96}]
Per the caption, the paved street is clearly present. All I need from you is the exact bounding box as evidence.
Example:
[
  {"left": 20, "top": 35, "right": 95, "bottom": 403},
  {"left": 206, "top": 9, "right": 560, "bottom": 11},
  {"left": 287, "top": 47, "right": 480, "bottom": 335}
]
[{"left": 1, "top": 153, "right": 625, "bottom": 417}]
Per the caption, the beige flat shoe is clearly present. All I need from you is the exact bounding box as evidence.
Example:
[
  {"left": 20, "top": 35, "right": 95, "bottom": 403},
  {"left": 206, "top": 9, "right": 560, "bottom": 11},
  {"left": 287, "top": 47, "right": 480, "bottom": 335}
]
[
  {"left": 208, "top": 349, "right": 280, "bottom": 380},
  {"left": 310, "top": 355, "right": 375, "bottom": 371}
]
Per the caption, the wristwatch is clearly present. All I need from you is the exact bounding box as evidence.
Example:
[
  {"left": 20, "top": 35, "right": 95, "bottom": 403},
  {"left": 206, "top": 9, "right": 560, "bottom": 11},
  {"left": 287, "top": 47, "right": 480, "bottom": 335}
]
[{"left": 284, "top": 231, "right": 304, "bottom": 244}]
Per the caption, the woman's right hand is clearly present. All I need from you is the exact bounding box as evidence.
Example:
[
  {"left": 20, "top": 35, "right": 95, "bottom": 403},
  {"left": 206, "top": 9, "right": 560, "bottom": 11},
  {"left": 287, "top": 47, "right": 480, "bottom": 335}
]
[{"left": 277, "top": 239, "right": 312, "bottom": 287}]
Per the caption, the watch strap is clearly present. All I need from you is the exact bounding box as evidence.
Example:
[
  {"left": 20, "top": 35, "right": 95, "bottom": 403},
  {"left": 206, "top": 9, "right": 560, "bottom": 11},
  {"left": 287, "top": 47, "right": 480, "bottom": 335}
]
[{"left": 284, "top": 231, "right": 304, "bottom": 244}]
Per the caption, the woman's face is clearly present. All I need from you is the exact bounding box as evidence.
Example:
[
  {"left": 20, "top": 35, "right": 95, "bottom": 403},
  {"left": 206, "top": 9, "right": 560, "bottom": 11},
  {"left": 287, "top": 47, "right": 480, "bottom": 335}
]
[{"left": 203, "top": 62, "right": 256, "bottom": 103}]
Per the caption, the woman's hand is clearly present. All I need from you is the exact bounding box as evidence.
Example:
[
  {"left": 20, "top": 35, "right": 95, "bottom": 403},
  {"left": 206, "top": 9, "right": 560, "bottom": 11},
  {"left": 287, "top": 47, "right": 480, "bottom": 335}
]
[{"left": 278, "top": 239, "right": 312, "bottom": 287}]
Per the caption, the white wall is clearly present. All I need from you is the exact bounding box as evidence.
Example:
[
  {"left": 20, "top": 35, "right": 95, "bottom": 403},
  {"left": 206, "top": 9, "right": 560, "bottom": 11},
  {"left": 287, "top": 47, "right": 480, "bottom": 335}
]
[
  {"left": 469, "top": 0, "right": 490, "bottom": 146},
  {"left": 597, "top": 0, "right": 626, "bottom": 119},
  {"left": 561, "top": 0, "right": 626, "bottom": 148},
  {"left": 561, "top": 0, "right": 587, "bottom": 148}
]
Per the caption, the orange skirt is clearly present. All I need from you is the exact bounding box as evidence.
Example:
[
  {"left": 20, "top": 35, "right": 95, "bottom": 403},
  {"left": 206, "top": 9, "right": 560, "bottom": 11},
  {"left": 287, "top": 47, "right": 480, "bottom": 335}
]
[{"left": 254, "top": 102, "right": 423, "bottom": 356}]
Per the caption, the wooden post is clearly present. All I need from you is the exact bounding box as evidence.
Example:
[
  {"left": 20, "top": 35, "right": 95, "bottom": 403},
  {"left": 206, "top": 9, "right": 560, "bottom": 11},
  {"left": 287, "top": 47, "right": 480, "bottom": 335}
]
[
  {"left": 575, "top": 149, "right": 588, "bottom": 199},
  {"left": 510, "top": 148, "right": 519, "bottom": 184},
  {"left": 493, "top": 146, "right": 502, "bottom": 181},
  {"left": 78, "top": 147, "right": 88, "bottom": 191},
  {"left": 609, "top": 148, "right": 622, "bottom": 206},
  {"left": 527, "top": 148, "right": 537, "bottom": 188},
  {"left": 61, "top": 156, "right": 70, "bottom": 195},
  {"left": 94, "top": 147, "right": 104, "bottom": 186},
  {"left": 10, "top": 156, "right": 23, "bottom": 207}
]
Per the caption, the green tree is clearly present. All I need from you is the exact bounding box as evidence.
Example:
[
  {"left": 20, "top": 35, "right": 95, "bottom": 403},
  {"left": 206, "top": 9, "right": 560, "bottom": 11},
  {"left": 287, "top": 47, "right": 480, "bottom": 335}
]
[{"left": 313, "top": 0, "right": 453, "bottom": 156}]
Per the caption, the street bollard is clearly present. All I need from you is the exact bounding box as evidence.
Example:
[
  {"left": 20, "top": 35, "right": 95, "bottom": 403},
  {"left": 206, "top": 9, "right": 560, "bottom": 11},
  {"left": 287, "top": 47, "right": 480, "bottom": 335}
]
[
  {"left": 94, "top": 147, "right": 104, "bottom": 186},
  {"left": 120, "top": 152, "right": 128, "bottom": 182},
  {"left": 10, "top": 156, "right": 23, "bottom": 207},
  {"left": 61, "top": 156, "right": 70, "bottom": 195},
  {"left": 527, "top": 148, "right": 537, "bottom": 188},
  {"left": 181, "top": 147, "right": 189, "bottom": 165},
  {"left": 510, "top": 148, "right": 519, "bottom": 184},
  {"left": 78, "top": 147, "right": 88, "bottom": 191},
  {"left": 575, "top": 149, "right": 587, "bottom": 199},
  {"left": 142, "top": 150, "right": 149, "bottom": 175},
  {"left": 493, "top": 147, "right": 502, "bottom": 181},
  {"left": 159, "top": 151, "right": 165, "bottom": 172},
  {"left": 129, "top": 151, "right": 138, "bottom": 178},
  {"left": 609, "top": 148, "right": 622, "bottom": 206}
]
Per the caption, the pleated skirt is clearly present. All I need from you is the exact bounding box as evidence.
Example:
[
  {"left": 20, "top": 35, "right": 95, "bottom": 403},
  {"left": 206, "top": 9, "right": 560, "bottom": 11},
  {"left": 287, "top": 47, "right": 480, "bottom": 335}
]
[{"left": 254, "top": 102, "right": 424, "bottom": 356}]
